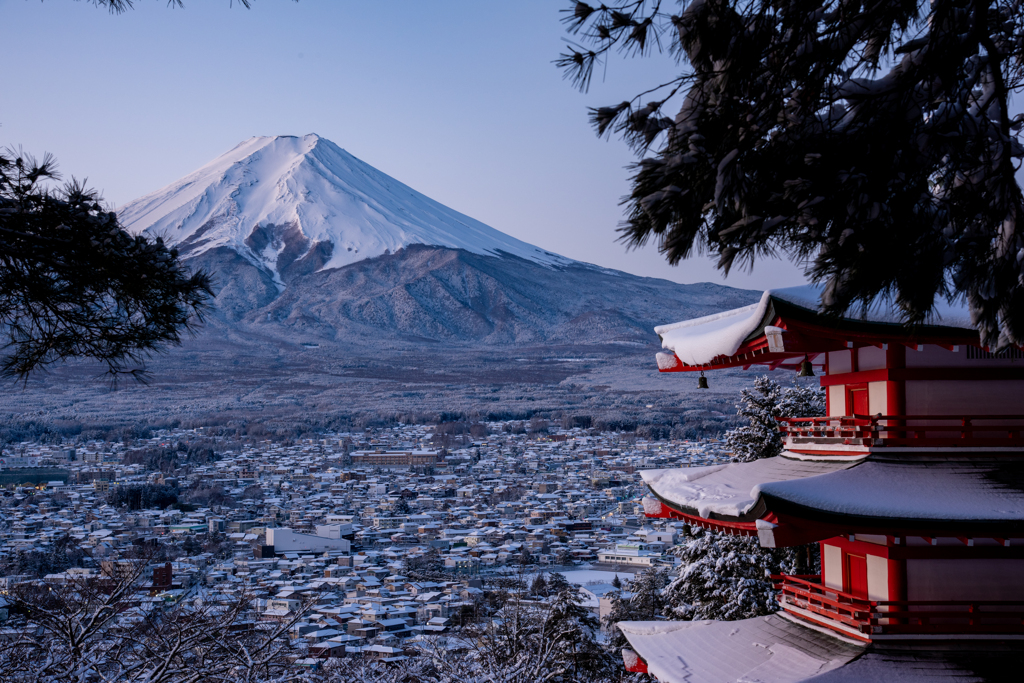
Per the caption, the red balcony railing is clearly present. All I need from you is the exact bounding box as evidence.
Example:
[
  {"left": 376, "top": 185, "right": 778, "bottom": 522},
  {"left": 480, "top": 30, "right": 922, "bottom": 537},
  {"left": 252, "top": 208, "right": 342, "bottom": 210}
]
[
  {"left": 773, "top": 574, "right": 1024, "bottom": 636},
  {"left": 777, "top": 415, "right": 1024, "bottom": 448}
]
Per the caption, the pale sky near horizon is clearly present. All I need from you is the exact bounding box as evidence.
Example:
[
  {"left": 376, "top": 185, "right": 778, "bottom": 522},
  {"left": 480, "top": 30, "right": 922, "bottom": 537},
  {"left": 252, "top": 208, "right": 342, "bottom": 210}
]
[{"left": 2, "top": 0, "right": 809, "bottom": 290}]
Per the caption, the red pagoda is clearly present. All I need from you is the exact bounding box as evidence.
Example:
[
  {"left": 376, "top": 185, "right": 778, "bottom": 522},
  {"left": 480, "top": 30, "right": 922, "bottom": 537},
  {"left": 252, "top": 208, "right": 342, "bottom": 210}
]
[{"left": 619, "top": 287, "right": 1024, "bottom": 681}]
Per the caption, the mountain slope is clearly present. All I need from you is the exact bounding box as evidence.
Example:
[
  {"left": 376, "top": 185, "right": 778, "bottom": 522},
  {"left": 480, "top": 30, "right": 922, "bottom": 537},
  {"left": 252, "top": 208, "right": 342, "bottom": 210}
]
[{"left": 236, "top": 244, "right": 757, "bottom": 345}]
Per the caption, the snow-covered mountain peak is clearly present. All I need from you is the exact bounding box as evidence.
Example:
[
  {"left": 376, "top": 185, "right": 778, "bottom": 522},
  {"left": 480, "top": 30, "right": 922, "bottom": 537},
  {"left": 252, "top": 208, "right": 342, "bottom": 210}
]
[{"left": 119, "top": 134, "right": 568, "bottom": 283}]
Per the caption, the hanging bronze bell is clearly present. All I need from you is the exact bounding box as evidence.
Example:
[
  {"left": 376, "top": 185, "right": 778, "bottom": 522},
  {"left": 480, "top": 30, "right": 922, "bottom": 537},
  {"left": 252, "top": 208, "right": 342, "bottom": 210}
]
[
  {"left": 797, "top": 359, "right": 815, "bottom": 377},
  {"left": 697, "top": 371, "right": 709, "bottom": 389}
]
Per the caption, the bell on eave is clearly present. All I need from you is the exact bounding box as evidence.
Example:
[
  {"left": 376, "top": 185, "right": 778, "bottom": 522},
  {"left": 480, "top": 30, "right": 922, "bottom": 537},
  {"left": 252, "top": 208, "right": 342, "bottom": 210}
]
[
  {"left": 697, "top": 371, "right": 709, "bottom": 389},
  {"left": 797, "top": 359, "right": 815, "bottom": 377}
]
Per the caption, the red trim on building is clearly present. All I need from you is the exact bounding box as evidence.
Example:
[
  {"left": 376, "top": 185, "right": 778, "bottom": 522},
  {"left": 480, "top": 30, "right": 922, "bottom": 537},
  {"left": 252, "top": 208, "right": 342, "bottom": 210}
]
[
  {"left": 647, "top": 503, "right": 759, "bottom": 536},
  {"left": 622, "top": 648, "right": 649, "bottom": 674},
  {"left": 820, "top": 367, "right": 1024, "bottom": 386}
]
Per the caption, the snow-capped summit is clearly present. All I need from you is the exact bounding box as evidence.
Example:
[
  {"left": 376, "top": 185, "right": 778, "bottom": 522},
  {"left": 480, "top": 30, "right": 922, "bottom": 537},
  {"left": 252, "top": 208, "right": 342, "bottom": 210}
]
[{"left": 119, "top": 134, "right": 568, "bottom": 285}]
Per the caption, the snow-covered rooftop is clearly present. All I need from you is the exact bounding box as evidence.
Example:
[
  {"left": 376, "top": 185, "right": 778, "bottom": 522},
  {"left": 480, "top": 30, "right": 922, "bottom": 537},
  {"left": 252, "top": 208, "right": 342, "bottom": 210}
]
[
  {"left": 618, "top": 613, "right": 863, "bottom": 683},
  {"left": 655, "top": 285, "right": 974, "bottom": 367},
  {"left": 641, "top": 457, "right": 857, "bottom": 519},
  {"left": 644, "top": 455, "right": 1024, "bottom": 527},
  {"left": 759, "top": 460, "right": 1024, "bottom": 522}
]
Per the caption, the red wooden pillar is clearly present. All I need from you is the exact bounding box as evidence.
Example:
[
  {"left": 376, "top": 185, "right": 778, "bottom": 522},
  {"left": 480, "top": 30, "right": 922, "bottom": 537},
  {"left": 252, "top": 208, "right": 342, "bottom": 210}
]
[
  {"left": 885, "top": 345, "right": 906, "bottom": 441},
  {"left": 885, "top": 344, "right": 906, "bottom": 415},
  {"left": 887, "top": 555, "right": 907, "bottom": 602}
]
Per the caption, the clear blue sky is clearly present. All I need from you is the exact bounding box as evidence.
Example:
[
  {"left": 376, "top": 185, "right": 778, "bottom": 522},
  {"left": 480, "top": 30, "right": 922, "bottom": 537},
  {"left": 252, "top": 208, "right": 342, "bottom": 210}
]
[{"left": 2, "top": 0, "right": 808, "bottom": 289}]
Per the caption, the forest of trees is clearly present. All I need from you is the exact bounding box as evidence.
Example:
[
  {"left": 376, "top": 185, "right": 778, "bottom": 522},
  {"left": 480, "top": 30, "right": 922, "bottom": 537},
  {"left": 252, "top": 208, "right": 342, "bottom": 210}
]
[{"left": 560, "top": 0, "right": 1024, "bottom": 349}]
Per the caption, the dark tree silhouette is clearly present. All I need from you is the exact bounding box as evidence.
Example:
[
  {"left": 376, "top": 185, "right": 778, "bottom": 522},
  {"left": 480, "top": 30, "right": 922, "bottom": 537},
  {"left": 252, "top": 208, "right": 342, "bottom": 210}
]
[
  {"left": 560, "top": 1, "right": 1024, "bottom": 348},
  {"left": 84, "top": 0, "right": 236, "bottom": 12},
  {"left": 0, "top": 151, "right": 212, "bottom": 380}
]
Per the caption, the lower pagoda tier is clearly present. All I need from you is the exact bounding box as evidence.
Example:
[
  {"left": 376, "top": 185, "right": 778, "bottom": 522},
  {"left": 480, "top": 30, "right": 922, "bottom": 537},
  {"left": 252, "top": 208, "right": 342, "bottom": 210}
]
[
  {"left": 619, "top": 614, "right": 1024, "bottom": 682},
  {"left": 642, "top": 455, "right": 1024, "bottom": 547},
  {"left": 641, "top": 453, "right": 1024, "bottom": 641}
]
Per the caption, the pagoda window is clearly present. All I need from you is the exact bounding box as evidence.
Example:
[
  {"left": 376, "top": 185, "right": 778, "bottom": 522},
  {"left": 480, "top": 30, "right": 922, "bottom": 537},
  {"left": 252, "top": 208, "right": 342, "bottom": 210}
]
[
  {"left": 826, "top": 385, "right": 845, "bottom": 417},
  {"left": 822, "top": 544, "right": 843, "bottom": 591}
]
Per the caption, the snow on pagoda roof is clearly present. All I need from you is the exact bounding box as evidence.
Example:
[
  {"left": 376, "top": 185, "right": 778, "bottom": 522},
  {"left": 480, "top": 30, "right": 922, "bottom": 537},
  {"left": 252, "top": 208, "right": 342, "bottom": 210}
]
[
  {"left": 759, "top": 460, "right": 1024, "bottom": 523},
  {"left": 618, "top": 613, "right": 863, "bottom": 683},
  {"left": 620, "top": 613, "right": 1024, "bottom": 681},
  {"left": 655, "top": 285, "right": 973, "bottom": 367},
  {"left": 654, "top": 295, "right": 770, "bottom": 367},
  {"left": 645, "top": 456, "right": 1024, "bottom": 529},
  {"left": 641, "top": 457, "right": 858, "bottom": 520}
]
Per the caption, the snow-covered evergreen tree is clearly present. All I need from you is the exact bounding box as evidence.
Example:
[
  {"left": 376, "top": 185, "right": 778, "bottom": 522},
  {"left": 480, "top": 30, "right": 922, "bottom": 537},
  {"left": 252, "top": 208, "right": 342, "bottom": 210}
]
[
  {"left": 723, "top": 376, "right": 824, "bottom": 462},
  {"left": 559, "top": 1, "right": 1024, "bottom": 350},
  {"left": 663, "top": 527, "right": 780, "bottom": 622},
  {"left": 667, "top": 376, "right": 825, "bottom": 624},
  {"left": 543, "top": 573, "right": 617, "bottom": 680},
  {"left": 603, "top": 566, "right": 668, "bottom": 648}
]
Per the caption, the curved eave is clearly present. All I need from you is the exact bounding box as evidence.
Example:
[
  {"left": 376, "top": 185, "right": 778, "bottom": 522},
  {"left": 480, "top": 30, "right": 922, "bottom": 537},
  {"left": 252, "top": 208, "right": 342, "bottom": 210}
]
[
  {"left": 621, "top": 648, "right": 648, "bottom": 674},
  {"left": 642, "top": 457, "right": 1024, "bottom": 546},
  {"left": 645, "top": 483, "right": 766, "bottom": 524},
  {"left": 657, "top": 295, "right": 991, "bottom": 373},
  {"left": 644, "top": 491, "right": 760, "bottom": 536},
  {"left": 647, "top": 488, "right": 1024, "bottom": 547},
  {"left": 760, "top": 492, "right": 1024, "bottom": 536},
  {"left": 769, "top": 297, "right": 979, "bottom": 342}
]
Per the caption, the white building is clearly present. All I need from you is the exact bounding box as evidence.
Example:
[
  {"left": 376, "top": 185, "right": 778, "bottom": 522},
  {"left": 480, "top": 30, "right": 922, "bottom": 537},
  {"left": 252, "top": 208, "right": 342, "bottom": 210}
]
[
  {"left": 0, "top": 456, "right": 40, "bottom": 469},
  {"left": 266, "top": 527, "right": 350, "bottom": 554},
  {"left": 597, "top": 542, "right": 662, "bottom": 568}
]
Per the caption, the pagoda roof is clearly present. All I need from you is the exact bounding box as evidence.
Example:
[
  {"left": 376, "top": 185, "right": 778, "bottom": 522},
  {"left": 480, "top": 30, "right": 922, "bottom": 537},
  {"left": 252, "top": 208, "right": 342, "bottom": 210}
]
[
  {"left": 655, "top": 285, "right": 983, "bottom": 373},
  {"left": 618, "top": 613, "right": 863, "bottom": 682},
  {"left": 641, "top": 457, "right": 857, "bottom": 521},
  {"left": 620, "top": 613, "right": 1024, "bottom": 682},
  {"left": 759, "top": 459, "right": 1024, "bottom": 532},
  {"left": 643, "top": 455, "right": 1024, "bottom": 542}
]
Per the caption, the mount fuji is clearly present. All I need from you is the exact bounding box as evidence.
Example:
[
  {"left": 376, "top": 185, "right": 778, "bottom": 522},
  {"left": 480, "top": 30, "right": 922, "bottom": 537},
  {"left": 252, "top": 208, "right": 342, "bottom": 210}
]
[
  {"left": 120, "top": 134, "right": 566, "bottom": 283},
  {"left": 119, "top": 134, "right": 756, "bottom": 345}
]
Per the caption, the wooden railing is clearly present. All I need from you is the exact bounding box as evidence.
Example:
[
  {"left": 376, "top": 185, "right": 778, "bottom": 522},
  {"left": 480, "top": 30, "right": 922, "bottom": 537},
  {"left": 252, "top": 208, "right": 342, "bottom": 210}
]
[
  {"left": 773, "top": 574, "right": 1024, "bottom": 636},
  {"left": 777, "top": 415, "right": 1024, "bottom": 448}
]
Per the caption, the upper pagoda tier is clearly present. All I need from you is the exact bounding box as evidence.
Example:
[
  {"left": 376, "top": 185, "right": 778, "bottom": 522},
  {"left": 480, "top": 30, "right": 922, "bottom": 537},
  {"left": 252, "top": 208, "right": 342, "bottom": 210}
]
[
  {"left": 655, "top": 285, "right": 985, "bottom": 373},
  {"left": 656, "top": 286, "right": 1023, "bottom": 458}
]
